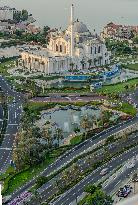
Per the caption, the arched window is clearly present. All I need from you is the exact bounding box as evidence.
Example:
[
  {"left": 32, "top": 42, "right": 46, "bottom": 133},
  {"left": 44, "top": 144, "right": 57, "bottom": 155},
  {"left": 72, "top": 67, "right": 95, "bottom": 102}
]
[
  {"left": 60, "top": 45, "right": 62, "bottom": 52},
  {"left": 91, "top": 47, "right": 93, "bottom": 54},
  {"left": 56, "top": 44, "right": 58, "bottom": 52},
  {"left": 98, "top": 46, "right": 101, "bottom": 53},
  {"left": 95, "top": 47, "right": 97, "bottom": 54},
  {"left": 64, "top": 46, "right": 66, "bottom": 54}
]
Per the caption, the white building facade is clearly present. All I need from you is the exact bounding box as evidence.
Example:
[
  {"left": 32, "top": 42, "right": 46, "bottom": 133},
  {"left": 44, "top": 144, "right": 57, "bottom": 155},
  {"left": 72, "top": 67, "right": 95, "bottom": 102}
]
[
  {"left": 21, "top": 5, "right": 111, "bottom": 74},
  {"left": 0, "top": 6, "right": 20, "bottom": 21}
]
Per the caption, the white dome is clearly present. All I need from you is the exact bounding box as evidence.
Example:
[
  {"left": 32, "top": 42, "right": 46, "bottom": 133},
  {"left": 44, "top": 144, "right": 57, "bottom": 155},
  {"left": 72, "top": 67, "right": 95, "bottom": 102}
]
[{"left": 67, "top": 20, "right": 89, "bottom": 33}]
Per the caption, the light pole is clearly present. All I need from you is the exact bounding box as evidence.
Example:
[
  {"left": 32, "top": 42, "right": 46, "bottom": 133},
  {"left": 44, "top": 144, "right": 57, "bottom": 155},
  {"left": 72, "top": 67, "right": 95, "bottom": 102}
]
[{"left": 0, "top": 184, "right": 2, "bottom": 205}]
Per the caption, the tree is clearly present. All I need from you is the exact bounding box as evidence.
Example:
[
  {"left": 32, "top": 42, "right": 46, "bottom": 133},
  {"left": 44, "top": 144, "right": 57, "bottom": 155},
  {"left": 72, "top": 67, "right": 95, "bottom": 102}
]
[
  {"left": 21, "top": 9, "right": 28, "bottom": 21},
  {"left": 85, "top": 184, "right": 97, "bottom": 194},
  {"left": 43, "top": 26, "right": 50, "bottom": 37},
  {"left": 80, "top": 59, "right": 85, "bottom": 69},
  {"left": 13, "top": 126, "right": 45, "bottom": 170},
  {"left": 69, "top": 62, "right": 75, "bottom": 71},
  {"left": 84, "top": 184, "right": 113, "bottom": 205},
  {"left": 81, "top": 115, "right": 92, "bottom": 139},
  {"left": 124, "top": 84, "right": 129, "bottom": 91},
  {"left": 42, "top": 126, "right": 53, "bottom": 148},
  {"left": 54, "top": 127, "right": 64, "bottom": 147},
  {"left": 36, "top": 176, "right": 47, "bottom": 187},
  {"left": 88, "top": 59, "right": 93, "bottom": 69},
  {"left": 94, "top": 58, "right": 97, "bottom": 67}
]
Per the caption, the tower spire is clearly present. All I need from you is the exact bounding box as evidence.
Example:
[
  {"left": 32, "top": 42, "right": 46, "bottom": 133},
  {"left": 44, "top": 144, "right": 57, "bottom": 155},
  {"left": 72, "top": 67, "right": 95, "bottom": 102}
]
[{"left": 70, "top": 4, "right": 74, "bottom": 57}]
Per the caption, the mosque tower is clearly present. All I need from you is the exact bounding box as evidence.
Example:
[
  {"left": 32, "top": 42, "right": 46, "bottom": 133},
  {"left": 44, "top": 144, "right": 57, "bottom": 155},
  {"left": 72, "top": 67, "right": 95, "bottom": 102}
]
[{"left": 70, "top": 4, "right": 74, "bottom": 57}]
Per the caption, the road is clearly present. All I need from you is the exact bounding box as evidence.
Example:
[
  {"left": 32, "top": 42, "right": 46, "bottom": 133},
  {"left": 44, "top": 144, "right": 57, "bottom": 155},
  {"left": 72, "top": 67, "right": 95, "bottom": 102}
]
[
  {"left": 0, "top": 104, "right": 3, "bottom": 131},
  {"left": 1, "top": 78, "right": 138, "bottom": 204},
  {"left": 31, "top": 95, "right": 107, "bottom": 103},
  {"left": 8, "top": 116, "right": 138, "bottom": 203},
  {"left": 50, "top": 146, "right": 138, "bottom": 205},
  {"left": 0, "top": 76, "right": 23, "bottom": 173}
]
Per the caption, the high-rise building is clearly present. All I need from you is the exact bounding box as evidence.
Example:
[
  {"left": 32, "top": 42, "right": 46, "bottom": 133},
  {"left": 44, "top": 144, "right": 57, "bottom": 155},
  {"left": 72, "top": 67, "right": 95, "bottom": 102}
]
[{"left": 0, "top": 6, "right": 20, "bottom": 21}]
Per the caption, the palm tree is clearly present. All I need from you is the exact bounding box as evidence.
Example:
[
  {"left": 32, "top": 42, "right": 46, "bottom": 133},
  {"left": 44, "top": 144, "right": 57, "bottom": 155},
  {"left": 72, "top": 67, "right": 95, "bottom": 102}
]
[
  {"left": 69, "top": 62, "right": 75, "bottom": 71},
  {"left": 80, "top": 115, "right": 91, "bottom": 139},
  {"left": 94, "top": 58, "right": 97, "bottom": 67},
  {"left": 80, "top": 59, "right": 85, "bottom": 69},
  {"left": 87, "top": 59, "right": 93, "bottom": 69},
  {"left": 54, "top": 127, "right": 64, "bottom": 147},
  {"left": 42, "top": 126, "right": 53, "bottom": 149},
  {"left": 62, "top": 170, "right": 70, "bottom": 186}
]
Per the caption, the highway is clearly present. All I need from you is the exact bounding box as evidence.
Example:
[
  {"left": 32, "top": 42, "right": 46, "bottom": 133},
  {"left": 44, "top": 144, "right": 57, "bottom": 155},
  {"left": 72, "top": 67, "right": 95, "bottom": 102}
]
[
  {"left": 0, "top": 104, "right": 3, "bottom": 131},
  {"left": 1, "top": 75, "right": 138, "bottom": 204},
  {"left": 8, "top": 116, "right": 138, "bottom": 203},
  {"left": 50, "top": 146, "right": 138, "bottom": 205},
  {"left": 0, "top": 76, "right": 23, "bottom": 173}
]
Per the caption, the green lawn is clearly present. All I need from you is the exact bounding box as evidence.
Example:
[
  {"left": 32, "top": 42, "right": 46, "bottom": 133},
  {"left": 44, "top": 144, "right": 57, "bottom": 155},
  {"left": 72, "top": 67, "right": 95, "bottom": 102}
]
[
  {"left": 70, "top": 135, "right": 83, "bottom": 145},
  {"left": 124, "top": 63, "right": 138, "bottom": 71},
  {"left": 0, "top": 60, "right": 15, "bottom": 76},
  {"left": 2, "top": 147, "right": 69, "bottom": 196},
  {"left": 96, "top": 78, "right": 138, "bottom": 95},
  {"left": 115, "top": 102, "right": 137, "bottom": 116}
]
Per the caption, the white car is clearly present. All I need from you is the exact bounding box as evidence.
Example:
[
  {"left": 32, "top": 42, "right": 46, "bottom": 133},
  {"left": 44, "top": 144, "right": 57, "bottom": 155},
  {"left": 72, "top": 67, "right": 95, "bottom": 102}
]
[{"left": 100, "top": 168, "right": 108, "bottom": 176}]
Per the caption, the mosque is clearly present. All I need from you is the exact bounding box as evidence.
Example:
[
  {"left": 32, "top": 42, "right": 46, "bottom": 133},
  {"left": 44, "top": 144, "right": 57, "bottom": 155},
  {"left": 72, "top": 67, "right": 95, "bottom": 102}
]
[{"left": 21, "top": 4, "right": 111, "bottom": 74}]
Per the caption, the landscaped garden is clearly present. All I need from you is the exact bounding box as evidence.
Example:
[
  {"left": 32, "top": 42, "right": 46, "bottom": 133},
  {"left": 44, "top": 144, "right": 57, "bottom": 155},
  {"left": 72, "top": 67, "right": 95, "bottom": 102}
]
[
  {"left": 96, "top": 78, "right": 138, "bottom": 95},
  {"left": 122, "top": 63, "right": 138, "bottom": 71},
  {"left": 0, "top": 59, "right": 16, "bottom": 76}
]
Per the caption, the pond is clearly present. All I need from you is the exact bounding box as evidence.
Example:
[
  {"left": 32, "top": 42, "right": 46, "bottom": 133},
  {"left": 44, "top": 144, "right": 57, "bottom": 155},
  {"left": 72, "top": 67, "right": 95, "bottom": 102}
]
[
  {"left": 36, "top": 105, "right": 101, "bottom": 143},
  {"left": 49, "top": 68, "right": 138, "bottom": 89}
]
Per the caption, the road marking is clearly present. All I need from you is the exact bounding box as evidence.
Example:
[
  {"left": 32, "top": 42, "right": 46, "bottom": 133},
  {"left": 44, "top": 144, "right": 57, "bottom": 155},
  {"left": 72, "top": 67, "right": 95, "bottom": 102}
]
[
  {"left": 8, "top": 124, "right": 18, "bottom": 126},
  {"left": 0, "top": 148, "right": 12, "bottom": 151}
]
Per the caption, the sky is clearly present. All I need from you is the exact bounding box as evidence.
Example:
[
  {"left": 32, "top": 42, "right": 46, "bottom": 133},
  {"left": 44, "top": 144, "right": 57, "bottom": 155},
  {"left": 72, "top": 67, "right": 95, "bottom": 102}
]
[{"left": 0, "top": 0, "right": 138, "bottom": 32}]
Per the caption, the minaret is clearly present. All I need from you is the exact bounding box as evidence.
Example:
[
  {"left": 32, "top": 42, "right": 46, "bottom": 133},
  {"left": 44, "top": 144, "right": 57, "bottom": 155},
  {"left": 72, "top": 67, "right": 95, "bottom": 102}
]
[
  {"left": 70, "top": 4, "right": 74, "bottom": 57},
  {"left": 0, "top": 184, "right": 2, "bottom": 205}
]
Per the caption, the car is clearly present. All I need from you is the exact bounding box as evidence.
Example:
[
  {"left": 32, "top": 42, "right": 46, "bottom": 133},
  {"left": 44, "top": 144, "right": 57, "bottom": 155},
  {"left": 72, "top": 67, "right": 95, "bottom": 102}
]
[
  {"left": 100, "top": 168, "right": 108, "bottom": 176},
  {"left": 128, "top": 162, "right": 135, "bottom": 169},
  {"left": 117, "top": 185, "right": 132, "bottom": 198}
]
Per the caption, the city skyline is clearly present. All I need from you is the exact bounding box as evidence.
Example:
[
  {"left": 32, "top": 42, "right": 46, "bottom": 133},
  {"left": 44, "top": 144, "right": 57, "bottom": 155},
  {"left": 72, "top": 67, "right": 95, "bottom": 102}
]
[{"left": 0, "top": 0, "right": 138, "bottom": 32}]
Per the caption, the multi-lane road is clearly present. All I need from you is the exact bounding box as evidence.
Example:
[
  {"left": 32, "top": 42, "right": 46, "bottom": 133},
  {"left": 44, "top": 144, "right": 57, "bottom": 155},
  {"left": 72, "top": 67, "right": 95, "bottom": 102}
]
[
  {"left": 0, "top": 104, "right": 3, "bottom": 131},
  {"left": 0, "top": 74, "right": 138, "bottom": 205},
  {"left": 0, "top": 76, "right": 23, "bottom": 173},
  {"left": 8, "top": 116, "right": 138, "bottom": 204},
  {"left": 51, "top": 146, "right": 138, "bottom": 205}
]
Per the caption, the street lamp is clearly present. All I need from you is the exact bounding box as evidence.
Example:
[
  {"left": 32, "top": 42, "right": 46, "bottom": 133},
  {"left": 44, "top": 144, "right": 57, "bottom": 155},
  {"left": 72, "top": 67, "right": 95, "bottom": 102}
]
[{"left": 0, "top": 184, "right": 2, "bottom": 205}]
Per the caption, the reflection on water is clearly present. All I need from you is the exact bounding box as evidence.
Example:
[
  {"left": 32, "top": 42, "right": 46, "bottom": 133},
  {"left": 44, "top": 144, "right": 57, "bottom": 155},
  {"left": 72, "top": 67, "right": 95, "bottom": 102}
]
[
  {"left": 42, "top": 106, "right": 101, "bottom": 139},
  {"left": 49, "top": 69, "right": 138, "bottom": 89}
]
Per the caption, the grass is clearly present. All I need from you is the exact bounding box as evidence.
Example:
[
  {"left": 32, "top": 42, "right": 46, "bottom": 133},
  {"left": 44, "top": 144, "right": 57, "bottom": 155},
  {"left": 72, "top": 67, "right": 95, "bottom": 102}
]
[
  {"left": 26, "top": 101, "right": 102, "bottom": 117},
  {"left": 0, "top": 60, "right": 15, "bottom": 76},
  {"left": 96, "top": 78, "right": 138, "bottom": 95},
  {"left": 2, "top": 146, "right": 69, "bottom": 196},
  {"left": 123, "top": 63, "right": 138, "bottom": 71},
  {"left": 70, "top": 135, "right": 83, "bottom": 145},
  {"left": 115, "top": 102, "right": 137, "bottom": 116}
]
